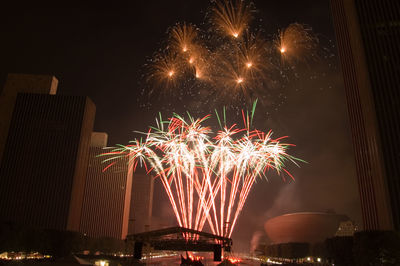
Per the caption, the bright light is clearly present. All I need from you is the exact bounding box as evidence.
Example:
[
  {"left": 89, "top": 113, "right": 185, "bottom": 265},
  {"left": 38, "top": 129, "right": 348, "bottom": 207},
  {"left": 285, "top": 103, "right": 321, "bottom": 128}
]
[
  {"left": 168, "top": 71, "right": 174, "bottom": 77},
  {"left": 102, "top": 106, "right": 301, "bottom": 238},
  {"left": 183, "top": 45, "right": 188, "bottom": 52},
  {"left": 232, "top": 32, "right": 239, "bottom": 38},
  {"left": 237, "top": 77, "right": 243, "bottom": 83},
  {"left": 307, "top": 257, "right": 311, "bottom": 261},
  {"left": 246, "top": 62, "right": 252, "bottom": 68},
  {"left": 228, "top": 258, "right": 241, "bottom": 263},
  {"left": 317, "top": 257, "right": 321, "bottom": 262},
  {"left": 280, "top": 47, "right": 286, "bottom": 53},
  {"left": 95, "top": 260, "right": 108, "bottom": 266},
  {"left": 189, "top": 57, "right": 194, "bottom": 64}
]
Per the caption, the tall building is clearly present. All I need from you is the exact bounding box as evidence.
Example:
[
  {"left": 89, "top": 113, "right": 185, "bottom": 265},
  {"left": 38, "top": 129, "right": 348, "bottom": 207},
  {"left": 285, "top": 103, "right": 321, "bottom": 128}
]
[
  {"left": 80, "top": 132, "right": 133, "bottom": 239},
  {"left": 330, "top": 0, "right": 400, "bottom": 230},
  {"left": 0, "top": 74, "right": 95, "bottom": 231},
  {"left": 129, "top": 172, "right": 154, "bottom": 234},
  {"left": 0, "top": 74, "right": 58, "bottom": 163}
]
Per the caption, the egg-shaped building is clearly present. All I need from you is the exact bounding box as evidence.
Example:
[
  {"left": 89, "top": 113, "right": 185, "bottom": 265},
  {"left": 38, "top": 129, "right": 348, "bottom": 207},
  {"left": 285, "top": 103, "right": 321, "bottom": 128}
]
[{"left": 264, "top": 212, "right": 349, "bottom": 244}]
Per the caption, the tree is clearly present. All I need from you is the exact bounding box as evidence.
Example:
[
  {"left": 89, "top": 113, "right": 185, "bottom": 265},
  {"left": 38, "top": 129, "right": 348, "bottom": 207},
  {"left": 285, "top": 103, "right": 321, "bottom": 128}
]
[
  {"left": 325, "top": 236, "right": 353, "bottom": 266},
  {"left": 353, "top": 231, "right": 400, "bottom": 266}
]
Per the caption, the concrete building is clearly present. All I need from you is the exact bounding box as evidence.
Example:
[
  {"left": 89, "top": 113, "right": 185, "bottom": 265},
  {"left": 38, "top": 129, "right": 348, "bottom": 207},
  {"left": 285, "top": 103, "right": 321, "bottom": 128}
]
[
  {"left": 129, "top": 172, "right": 154, "bottom": 234},
  {"left": 330, "top": 0, "right": 400, "bottom": 230},
  {"left": 0, "top": 74, "right": 95, "bottom": 231},
  {"left": 80, "top": 132, "right": 133, "bottom": 239},
  {"left": 0, "top": 74, "right": 58, "bottom": 163}
]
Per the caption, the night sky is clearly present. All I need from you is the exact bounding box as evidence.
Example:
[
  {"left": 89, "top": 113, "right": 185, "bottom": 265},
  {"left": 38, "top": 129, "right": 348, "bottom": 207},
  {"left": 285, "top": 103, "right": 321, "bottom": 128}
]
[{"left": 0, "top": 1, "right": 362, "bottom": 252}]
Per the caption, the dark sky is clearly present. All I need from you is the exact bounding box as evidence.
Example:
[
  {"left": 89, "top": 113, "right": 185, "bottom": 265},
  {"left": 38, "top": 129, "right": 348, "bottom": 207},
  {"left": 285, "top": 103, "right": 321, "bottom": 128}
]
[{"left": 0, "top": 1, "right": 361, "bottom": 252}]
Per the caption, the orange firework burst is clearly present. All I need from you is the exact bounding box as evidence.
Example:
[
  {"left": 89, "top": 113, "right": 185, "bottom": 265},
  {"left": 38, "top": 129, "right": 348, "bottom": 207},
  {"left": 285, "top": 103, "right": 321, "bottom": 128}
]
[
  {"left": 170, "top": 23, "right": 198, "bottom": 54},
  {"left": 212, "top": 50, "right": 249, "bottom": 102},
  {"left": 211, "top": 0, "right": 253, "bottom": 39},
  {"left": 238, "top": 32, "right": 272, "bottom": 78},
  {"left": 209, "top": 32, "right": 274, "bottom": 104},
  {"left": 186, "top": 43, "right": 213, "bottom": 81},
  {"left": 143, "top": 1, "right": 319, "bottom": 107},
  {"left": 147, "top": 51, "right": 181, "bottom": 93},
  {"left": 275, "top": 23, "right": 319, "bottom": 64}
]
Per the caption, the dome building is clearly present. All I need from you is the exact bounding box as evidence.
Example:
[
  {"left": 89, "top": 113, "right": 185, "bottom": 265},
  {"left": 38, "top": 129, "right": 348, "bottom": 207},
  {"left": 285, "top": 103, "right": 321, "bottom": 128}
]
[{"left": 264, "top": 212, "right": 349, "bottom": 244}]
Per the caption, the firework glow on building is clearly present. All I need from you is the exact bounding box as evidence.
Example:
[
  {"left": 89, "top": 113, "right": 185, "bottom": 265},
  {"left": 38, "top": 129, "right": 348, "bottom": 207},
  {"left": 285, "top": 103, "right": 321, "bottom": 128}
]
[{"left": 102, "top": 102, "right": 304, "bottom": 237}]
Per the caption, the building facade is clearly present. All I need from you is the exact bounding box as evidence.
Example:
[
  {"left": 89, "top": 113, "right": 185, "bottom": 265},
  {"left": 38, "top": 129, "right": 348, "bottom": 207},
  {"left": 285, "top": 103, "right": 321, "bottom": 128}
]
[
  {"left": 0, "top": 74, "right": 95, "bottom": 231},
  {"left": 330, "top": 0, "right": 400, "bottom": 230},
  {"left": 129, "top": 172, "right": 154, "bottom": 234},
  {"left": 0, "top": 74, "right": 58, "bottom": 163},
  {"left": 80, "top": 132, "right": 133, "bottom": 239},
  {"left": 335, "top": 220, "right": 358, "bottom": 237}
]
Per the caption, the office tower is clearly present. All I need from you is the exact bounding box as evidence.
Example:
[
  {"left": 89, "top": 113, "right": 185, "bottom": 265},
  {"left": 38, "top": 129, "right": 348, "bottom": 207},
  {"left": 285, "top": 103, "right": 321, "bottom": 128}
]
[
  {"left": 0, "top": 74, "right": 95, "bottom": 231},
  {"left": 0, "top": 74, "right": 58, "bottom": 163},
  {"left": 80, "top": 132, "right": 133, "bottom": 239},
  {"left": 330, "top": 0, "right": 400, "bottom": 230},
  {"left": 129, "top": 173, "right": 154, "bottom": 234}
]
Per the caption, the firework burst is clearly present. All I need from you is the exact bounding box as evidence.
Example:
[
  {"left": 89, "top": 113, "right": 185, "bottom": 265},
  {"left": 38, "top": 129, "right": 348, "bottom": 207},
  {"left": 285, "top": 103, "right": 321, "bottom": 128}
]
[
  {"left": 211, "top": 0, "right": 253, "bottom": 39},
  {"left": 170, "top": 23, "right": 198, "bottom": 54},
  {"left": 275, "top": 23, "right": 319, "bottom": 64},
  {"left": 147, "top": 51, "right": 182, "bottom": 94},
  {"left": 142, "top": 0, "right": 318, "bottom": 110},
  {"left": 102, "top": 102, "right": 303, "bottom": 237}
]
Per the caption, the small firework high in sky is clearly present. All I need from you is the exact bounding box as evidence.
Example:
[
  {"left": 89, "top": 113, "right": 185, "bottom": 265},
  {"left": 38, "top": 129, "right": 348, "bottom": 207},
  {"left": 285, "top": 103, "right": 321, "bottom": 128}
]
[
  {"left": 102, "top": 102, "right": 304, "bottom": 237},
  {"left": 275, "top": 23, "right": 319, "bottom": 65},
  {"left": 143, "top": 0, "right": 318, "bottom": 110}
]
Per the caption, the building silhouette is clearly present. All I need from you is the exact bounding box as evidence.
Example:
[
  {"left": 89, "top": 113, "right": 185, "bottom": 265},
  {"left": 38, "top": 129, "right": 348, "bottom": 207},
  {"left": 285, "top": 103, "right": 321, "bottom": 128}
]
[
  {"left": 80, "top": 132, "right": 133, "bottom": 239},
  {"left": 330, "top": 0, "right": 400, "bottom": 230},
  {"left": 0, "top": 74, "right": 95, "bottom": 231},
  {"left": 0, "top": 74, "right": 58, "bottom": 164}
]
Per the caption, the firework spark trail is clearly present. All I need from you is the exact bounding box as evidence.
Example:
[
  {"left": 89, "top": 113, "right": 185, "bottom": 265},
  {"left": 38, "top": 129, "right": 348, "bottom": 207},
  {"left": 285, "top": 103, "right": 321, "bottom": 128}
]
[
  {"left": 143, "top": 0, "right": 318, "bottom": 107},
  {"left": 102, "top": 104, "right": 303, "bottom": 237},
  {"left": 126, "top": 141, "right": 184, "bottom": 227},
  {"left": 170, "top": 23, "right": 198, "bottom": 54},
  {"left": 275, "top": 23, "right": 319, "bottom": 64},
  {"left": 212, "top": 0, "right": 253, "bottom": 38}
]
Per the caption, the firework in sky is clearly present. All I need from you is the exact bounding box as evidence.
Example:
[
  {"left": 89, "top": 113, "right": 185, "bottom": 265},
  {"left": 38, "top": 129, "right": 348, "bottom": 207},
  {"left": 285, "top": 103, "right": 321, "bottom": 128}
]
[
  {"left": 144, "top": 0, "right": 318, "bottom": 108},
  {"left": 275, "top": 23, "right": 319, "bottom": 64},
  {"left": 211, "top": 0, "right": 253, "bottom": 39},
  {"left": 102, "top": 102, "right": 303, "bottom": 237}
]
